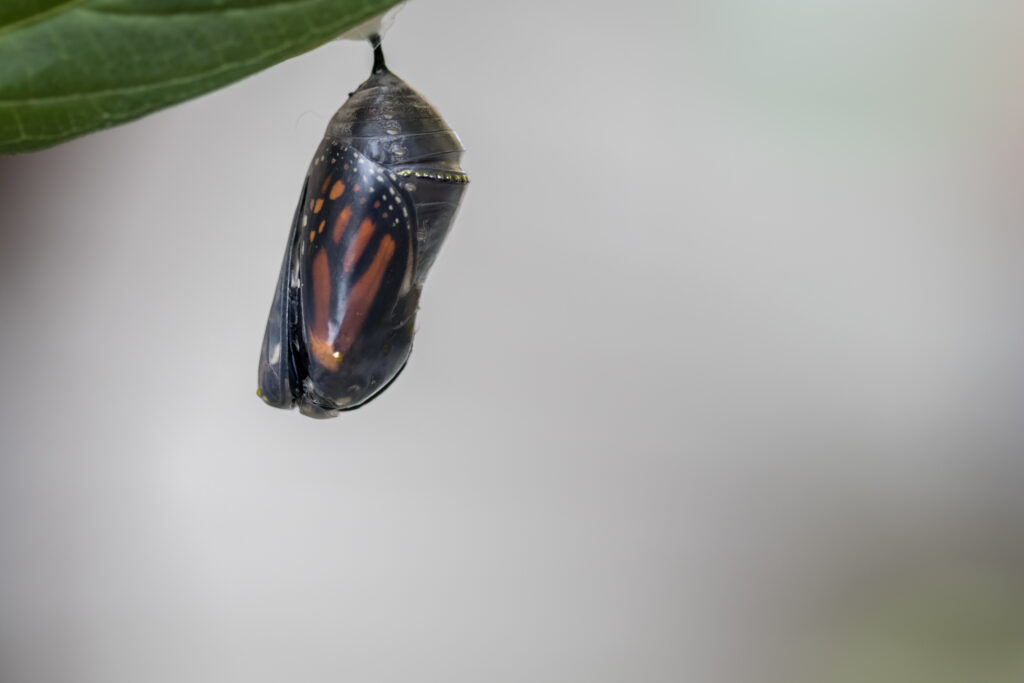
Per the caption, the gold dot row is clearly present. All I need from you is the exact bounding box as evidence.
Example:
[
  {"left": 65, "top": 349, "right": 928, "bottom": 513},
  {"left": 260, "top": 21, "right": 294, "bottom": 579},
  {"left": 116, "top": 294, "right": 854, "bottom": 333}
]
[{"left": 396, "top": 170, "right": 471, "bottom": 184}]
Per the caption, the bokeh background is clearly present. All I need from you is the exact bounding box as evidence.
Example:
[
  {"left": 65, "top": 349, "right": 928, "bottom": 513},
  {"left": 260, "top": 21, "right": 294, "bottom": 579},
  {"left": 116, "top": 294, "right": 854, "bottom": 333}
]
[{"left": 2, "top": 1, "right": 1024, "bottom": 681}]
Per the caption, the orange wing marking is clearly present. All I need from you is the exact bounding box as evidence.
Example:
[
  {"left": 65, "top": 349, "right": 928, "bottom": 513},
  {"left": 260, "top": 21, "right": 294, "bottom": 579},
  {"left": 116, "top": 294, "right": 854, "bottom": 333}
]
[
  {"left": 343, "top": 218, "right": 376, "bottom": 273},
  {"left": 334, "top": 235, "right": 395, "bottom": 358},
  {"left": 332, "top": 206, "right": 353, "bottom": 244},
  {"left": 306, "top": 249, "right": 340, "bottom": 371}
]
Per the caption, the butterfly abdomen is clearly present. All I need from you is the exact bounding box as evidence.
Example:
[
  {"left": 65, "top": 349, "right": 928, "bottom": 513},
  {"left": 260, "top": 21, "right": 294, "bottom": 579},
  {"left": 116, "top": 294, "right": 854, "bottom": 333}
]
[{"left": 325, "top": 60, "right": 469, "bottom": 284}]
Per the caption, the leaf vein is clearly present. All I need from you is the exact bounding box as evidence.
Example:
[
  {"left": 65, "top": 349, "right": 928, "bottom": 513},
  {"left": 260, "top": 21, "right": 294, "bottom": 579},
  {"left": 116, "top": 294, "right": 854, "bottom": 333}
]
[
  {"left": 0, "top": 0, "right": 86, "bottom": 38},
  {"left": 79, "top": 0, "right": 324, "bottom": 19}
]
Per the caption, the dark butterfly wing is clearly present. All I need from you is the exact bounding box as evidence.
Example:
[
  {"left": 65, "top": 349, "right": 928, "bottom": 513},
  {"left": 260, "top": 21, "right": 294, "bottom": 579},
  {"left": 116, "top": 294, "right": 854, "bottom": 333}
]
[
  {"left": 257, "top": 140, "right": 417, "bottom": 417},
  {"left": 258, "top": 140, "right": 418, "bottom": 417},
  {"left": 295, "top": 142, "right": 417, "bottom": 416},
  {"left": 257, "top": 174, "right": 308, "bottom": 408}
]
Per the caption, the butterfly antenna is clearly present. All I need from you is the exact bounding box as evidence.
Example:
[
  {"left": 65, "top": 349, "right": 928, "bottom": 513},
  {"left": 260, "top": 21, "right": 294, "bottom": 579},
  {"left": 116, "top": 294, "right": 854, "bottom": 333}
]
[{"left": 370, "top": 34, "right": 387, "bottom": 73}]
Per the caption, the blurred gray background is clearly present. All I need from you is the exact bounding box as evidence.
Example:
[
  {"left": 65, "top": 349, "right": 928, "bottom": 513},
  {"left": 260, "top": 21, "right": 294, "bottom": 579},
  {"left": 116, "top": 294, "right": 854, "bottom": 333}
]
[{"left": 2, "top": 1, "right": 1024, "bottom": 682}]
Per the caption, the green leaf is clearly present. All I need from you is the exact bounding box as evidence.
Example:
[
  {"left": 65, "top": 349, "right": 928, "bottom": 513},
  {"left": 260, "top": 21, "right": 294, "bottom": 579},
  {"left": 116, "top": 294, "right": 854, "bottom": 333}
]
[{"left": 0, "top": 0, "right": 403, "bottom": 154}]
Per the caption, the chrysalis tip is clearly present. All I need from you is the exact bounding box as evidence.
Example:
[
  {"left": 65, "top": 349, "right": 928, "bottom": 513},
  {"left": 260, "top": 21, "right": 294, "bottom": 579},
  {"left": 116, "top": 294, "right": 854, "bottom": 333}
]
[{"left": 370, "top": 34, "right": 387, "bottom": 73}]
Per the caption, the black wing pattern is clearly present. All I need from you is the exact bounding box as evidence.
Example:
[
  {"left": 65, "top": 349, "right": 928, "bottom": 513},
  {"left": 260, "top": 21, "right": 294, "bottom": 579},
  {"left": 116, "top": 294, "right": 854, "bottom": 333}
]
[{"left": 258, "top": 141, "right": 418, "bottom": 417}]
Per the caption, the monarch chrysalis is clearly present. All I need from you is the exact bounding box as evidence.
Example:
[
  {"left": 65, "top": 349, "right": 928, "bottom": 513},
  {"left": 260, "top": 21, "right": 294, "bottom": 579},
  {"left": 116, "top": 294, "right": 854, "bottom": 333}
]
[{"left": 257, "top": 37, "right": 469, "bottom": 418}]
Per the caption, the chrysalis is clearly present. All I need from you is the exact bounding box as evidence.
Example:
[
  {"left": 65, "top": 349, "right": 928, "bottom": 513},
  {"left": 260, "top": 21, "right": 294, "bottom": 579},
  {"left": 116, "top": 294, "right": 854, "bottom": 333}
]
[{"left": 257, "top": 37, "right": 469, "bottom": 418}]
